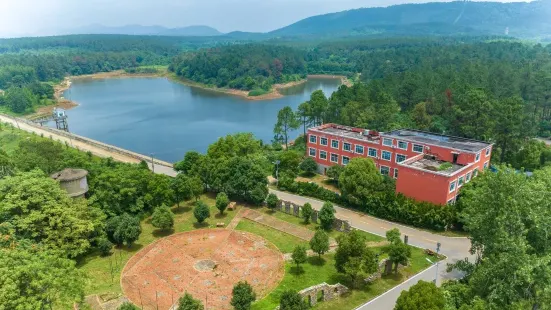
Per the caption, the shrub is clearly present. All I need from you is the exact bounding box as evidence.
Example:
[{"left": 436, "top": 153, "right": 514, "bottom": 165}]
[
  {"left": 292, "top": 245, "right": 308, "bottom": 268},
  {"left": 299, "top": 157, "right": 318, "bottom": 175},
  {"left": 279, "top": 290, "right": 309, "bottom": 310},
  {"left": 301, "top": 202, "right": 313, "bottom": 223},
  {"left": 194, "top": 201, "right": 211, "bottom": 224},
  {"left": 266, "top": 193, "right": 279, "bottom": 211},
  {"left": 177, "top": 292, "right": 204, "bottom": 310},
  {"left": 248, "top": 88, "right": 269, "bottom": 97},
  {"left": 231, "top": 281, "right": 256, "bottom": 310},
  {"left": 319, "top": 202, "right": 336, "bottom": 230},
  {"left": 151, "top": 205, "right": 174, "bottom": 231},
  {"left": 97, "top": 238, "right": 113, "bottom": 256},
  {"left": 215, "top": 192, "right": 230, "bottom": 214}
]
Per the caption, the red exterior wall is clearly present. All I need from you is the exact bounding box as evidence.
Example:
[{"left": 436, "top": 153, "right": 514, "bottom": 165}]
[{"left": 306, "top": 124, "right": 493, "bottom": 205}]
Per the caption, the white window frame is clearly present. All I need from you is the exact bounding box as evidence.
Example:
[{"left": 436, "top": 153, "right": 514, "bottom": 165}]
[
  {"left": 475, "top": 152, "right": 481, "bottom": 163},
  {"left": 319, "top": 150, "right": 327, "bottom": 160},
  {"left": 309, "top": 135, "right": 317, "bottom": 144},
  {"left": 320, "top": 137, "right": 328, "bottom": 146},
  {"left": 473, "top": 169, "right": 479, "bottom": 177},
  {"left": 355, "top": 145, "right": 364, "bottom": 154},
  {"left": 331, "top": 139, "right": 339, "bottom": 149},
  {"left": 466, "top": 172, "right": 472, "bottom": 183},
  {"left": 380, "top": 166, "right": 390, "bottom": 176},
  {"left": 343, "top": 142, "right": 352, "bottom": 152},
  {"left": 485, "top": 147, "right": 491, "bottom": 157},
  {"left": 382, "top": 150, "right": 392, "bottom": 161},
  {"left": 342, "top": 156, "right": 350, "bottom": 165},
  {"left": 447, "top": 198, "right": 456, "bottom": 205},
  {"left": 484, "top": 161, "right": 489, "bottom": 169},
  {"left": 395, "top": 154, "right": 407, "bottom": 163},
  {"left": 413, "top": 144, "right": 424, "bottom": 153},
  {"left": 394, "top": 168, "right": 399, "bottom": 179},
  {"left": 368, "top": 148, "right": 378, "bottom": 158},
  {"left": 382, "top": 138, "right": 393, "bottom": 147},
  {"left": 330, "top": 153, "right": 339, "bottom": 163},
  {"left": 397, "top": 141, "right": 408, "bottom": 150},
  {"left": 449, "top": 180, "right": 457, "bottom": 193},
  {"left": 458, "top": 175, "right": 465, "bottom": 187},
  {"left": 309, "top": 147, "right": 316, "bottom": 158}
]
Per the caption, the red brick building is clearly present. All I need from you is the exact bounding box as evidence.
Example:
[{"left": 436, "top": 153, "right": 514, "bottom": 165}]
[{"left": 306, "top": 123, "right": 493, "bottom": 205}]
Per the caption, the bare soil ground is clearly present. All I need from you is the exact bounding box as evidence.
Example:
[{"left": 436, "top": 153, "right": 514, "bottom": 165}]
[{"left": 121, "top": 229, "right": 284, "bottom": 310}]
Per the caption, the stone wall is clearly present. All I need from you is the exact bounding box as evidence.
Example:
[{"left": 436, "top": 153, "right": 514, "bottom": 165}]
[
  {"left": 276, "top": 199, "right": 351, "bottom": 232},
  {"left": 298, "top": 282, "right": 349, "bottom": 307}
]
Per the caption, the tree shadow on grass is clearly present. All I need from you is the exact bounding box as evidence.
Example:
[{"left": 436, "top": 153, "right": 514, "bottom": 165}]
[
  {"left": 193, "top": 222, "right": 210, "bottom": 229},
  {"left": 308, "top": 256, "right": 326, "bottom": 266},
  {"left": 152, "top": 228, "right": 175, "bottom": 238},
  {"left": 381, "top": 271, "right": 405, "bottom": 282},
  {"left": 215, "top": 213, "right": 228, "bottom": 219},
  {"left": 173, "top": 206, "right": 192, "bottom": 215},
  {"left": 290, "top": 265, "right": 305, "bottom": 275}
]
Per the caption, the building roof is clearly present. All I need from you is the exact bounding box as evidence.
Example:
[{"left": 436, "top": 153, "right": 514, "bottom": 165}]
[
  {"left": 50, "top": 168, "right": 88, "bottom": 182},
  {"left": 310, "top": 124, "right": 380, "bottom": 143},
  {"left": 383, "top": 129, "right": 491, "bottom": 153},
  {"left": 401, "top": 155, "right": 465, "bottom": 176}
]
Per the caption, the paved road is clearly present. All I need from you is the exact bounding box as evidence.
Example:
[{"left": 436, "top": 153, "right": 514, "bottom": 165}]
[
  {"left": 1, "top": 114, "right": 471, "bottom": 309},
  {"left": 270, "top": 189, "right": 472, "bottom": 310}
]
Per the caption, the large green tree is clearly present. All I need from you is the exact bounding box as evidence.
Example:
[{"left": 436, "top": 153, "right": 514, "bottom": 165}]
[
  {"left": 177, "top": 292, "right": 204, "bottom": 310},
  {"left": 151, "top": 205, "right": 175, "bottom": 231},
  {"left": 231, "top": 281, "right": 256, "bottom": 310},
  {"left": 395, "top": 281, "right": 446, "bottom": 310},
  {"left": 274, "top": 106, "right": 300, "bottom": 149},
  {"left": 339, "top": 158, "right": 385, "bottom": 206}
]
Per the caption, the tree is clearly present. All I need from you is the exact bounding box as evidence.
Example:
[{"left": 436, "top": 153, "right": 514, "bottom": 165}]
[
  {"left": 339, "top": 158, "right": 386, "bottom": 206},
  {"left": 118, "top": 302, "right": 138, "bottom": 310},
  {"left": 274, "top": 106, "right": 300, "bottom": 149},
  {"left": 309, "top": 90, "right": 328, "bottom": 125},
  {"left": 299, "top": 157, "right": 318, "bottom": 176},
  {"left": 386, "top": 228, "right": 401, "bottom": 244},
  {"left": 172, "top": 174, "right": 204, "bottom": 205},
  {"left": 394, "top": 281, "right": 445, "bottom": 310},
  {"left": 493, "top": 97, "right": 529, "bottom": 163},
  {"left": 279, "top": 290, "right": 309, "bottom": 310},
  {"left": 326, "top": 165, "right": 344, "bottom": 183},
  {"left": 301, "top": 202, "right": 313, "bottom": 224},
  {"left": 388, "top": 241, "right": 411, "bottom": 272},
  {"left": 177, "top": 292, "right": 204, "bottom": 310},
  {"left": 266, "top": 193, "right": 279, "bottom": 211},
  {"left": 231, "top": 281, "right": 256, "bottom": 310},
  {"left": 109, "top": 214, "right": 142, "bottom": 247},
  {"left": 174, "top": 151, "right": 202, "bottom": 174},
  {"left": 215, "top": 192, "right": 230, "bottom": 214},
  {"left": 296, "top": 101, "right": 313, "bottom": 138},
  {"left": 412, "top": 102, "right": 432, "bottom": 130},
  {"left": 319, "top": 202, "right": 336, "bottom": 230},
  {"left": 277, "top": 151, "right": 302, "bottom": 177},
  {"left": 194, "top": 201, "right": 211, "bottom": 224},
  {"left": 292, "top": 245, "right": 308, "bottom": 269},
  {"left": 0, "top": 247, "right": 85, "bottom": 309},
  {"left": 151, "top": 205, "right": 175, "bottom": 231},
  {"left": 0, "top": 170, "right": 104, "bottom": 258},
  {"left": 335, "top": 230, "right": 374, "bottom": 273},
  {"left": 310, "top": 229, "right": 330, "bottom": 258},
  {"left": 97, "top": 237, "right": 114, "bottom": 256}
]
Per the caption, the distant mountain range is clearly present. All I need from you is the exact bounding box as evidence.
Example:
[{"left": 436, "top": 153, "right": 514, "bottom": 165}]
[
  {"left": 63, "top": 24, "right": 222, "bottom": 37},
  {"left": 265, "top": 0, "right": 551, "bottom": 38}
]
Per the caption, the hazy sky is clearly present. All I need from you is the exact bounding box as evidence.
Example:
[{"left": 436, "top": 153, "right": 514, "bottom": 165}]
[{"left": 0, "top": 0, "right": 533, "bottom": 37}]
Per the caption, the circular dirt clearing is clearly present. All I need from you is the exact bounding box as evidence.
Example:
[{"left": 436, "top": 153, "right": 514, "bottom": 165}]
[{"left": 121, "top": 229, "right": 284, "bottom": 310}]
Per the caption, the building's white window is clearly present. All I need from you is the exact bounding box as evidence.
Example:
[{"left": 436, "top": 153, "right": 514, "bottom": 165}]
[
  {"left": 382, "top": 150, "right": 392, "bottom": 161},
  {"left": 382, "top": 138, "right": 393, "bottom": 146},
  {"left": 380, "top": 166, "right": 390, "bottom": 176},
  {"left": 355, "top": 145, "right": 364, "bottom": 154},
  {"left": 475, "top": 152, "right": 481, "bottom": 162},
  {"left": 466, "top": 172, "right": 472, "bottom": 183},
  {"left": 396, "top": 154, "right": 407, "bottom": 163},
  {"left": 331, "top": 139, "right": 339, "bottom": 149},
  {"left": 458, "top": 176, "right": 465, "bottom": 187},
  {"left": 394, "top": 168, "right": 399, "bottom": 179},
  {"left": 449, "top": 180, "right": 457, "bottom": 193},
  {"left": 320, "top": 150, "right": 327, "bottom": 160},
  {"left": 343, "top": 142, "right": 352, "bottom": 152},
  {"left": 330, "top": 153, "right": 339, "bottom": 163},
  {"left": 342, "top": 156, "right": 350, "bottom": 165},
  {"left": 447, "top": 198, "right": 456, "bottom": 205},
  {"left": 309, "top": 148, "right": 316, "bottom": 157},
  {"left": 413, "top": 144, "right": 424, "bottom": 153},
  {"left": 368, "top": 148, "right": 378, "bottom": 158},
  {"left": 473, "top": 169, "right": 479, "bottom": 177},
  {"left": 486, "top": 147, "right": 491, "bottom": 157},
  {"left": 309, "top": 135, "right": 317, "bottom": 144},
  {"left": 320, "top": 137, "right": 328, "bottom": 146},
  {"left": 484, "top": 161, "right": 489, "bottom": 169},
  {"left": 398, "top": 141, "right": 408, "bottom": 150}
]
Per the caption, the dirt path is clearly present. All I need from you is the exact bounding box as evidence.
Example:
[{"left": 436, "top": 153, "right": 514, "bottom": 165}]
[{"left": 243, "top": 209, "right": 315, "bottom": 241}]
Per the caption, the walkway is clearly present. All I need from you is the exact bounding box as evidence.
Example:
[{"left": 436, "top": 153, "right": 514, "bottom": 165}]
[{"left": 242, "top": 209, "right": 315, "bottom": 241}]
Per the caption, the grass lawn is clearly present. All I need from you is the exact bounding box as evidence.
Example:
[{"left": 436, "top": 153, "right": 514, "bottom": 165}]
[
  {"left": 296, "top": 174, "right": 340, "bottom": 193},
  {"left": 253, "top": 246, "right": 436, "bottom": 310},
  {"left": 77, "top": 194, "right": 241, "bottom": 296},
  {"left": 256, "top": 206, "right": 385, "bottom": 243},
  {"left": 0, "top": 125, "right": 33, "bottom": 153},
  {"left": 235, "top": 219, "right": 308, "bottom": 253}
]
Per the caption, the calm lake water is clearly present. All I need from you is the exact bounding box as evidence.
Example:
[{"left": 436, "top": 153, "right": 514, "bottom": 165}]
[{"left": 62, "top": 77, "right": 341, "bottom": 162}]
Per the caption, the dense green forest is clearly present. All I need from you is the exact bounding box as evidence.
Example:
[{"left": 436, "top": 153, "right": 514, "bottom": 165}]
[{"left": 169, "top": 44, "right": 307, "bottom": 93}]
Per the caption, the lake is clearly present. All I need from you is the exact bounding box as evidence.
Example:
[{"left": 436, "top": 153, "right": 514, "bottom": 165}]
[{"left": 62, "top": 77, "right": 341, "bottom": 162}]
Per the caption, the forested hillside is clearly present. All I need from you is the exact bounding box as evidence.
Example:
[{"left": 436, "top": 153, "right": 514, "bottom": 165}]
[
  {"left": 169, "top": 44, "right": 307, "bottom": 92},
  {"left": 270, "top": 1, "right": 551, "bottom": 38}
]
